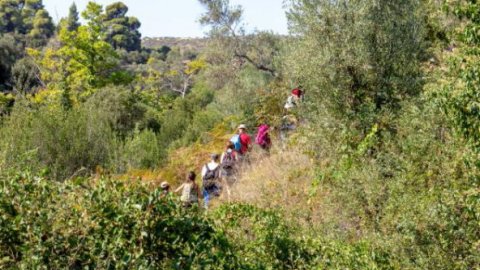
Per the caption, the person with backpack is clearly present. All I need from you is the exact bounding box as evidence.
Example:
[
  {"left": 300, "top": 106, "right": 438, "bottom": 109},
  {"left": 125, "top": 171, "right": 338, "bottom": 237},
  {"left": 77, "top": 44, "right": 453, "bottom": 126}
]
[
  {"left": 233, "top": 124, "right": 252, "bottom": 159},
  {"left": 220, "top": 142, "right": 239, "bottom": 200},
  {"left": 201, "top": 154, "right": 221, "bottom": 208},
  {"left": 284, "top": 88, "right": 304, "bottom": 110},
  {"left": 281, "top": 88, "right": 304, "bottom": 142},
  {"left": 221, "top": 141, "right": 239, "bottom": 175},
  {"left": 255, "top": 124, "right": 272, "bottom": 152},
  {"left": 175, "top": 171, "right": 201, "bottom": 208}
]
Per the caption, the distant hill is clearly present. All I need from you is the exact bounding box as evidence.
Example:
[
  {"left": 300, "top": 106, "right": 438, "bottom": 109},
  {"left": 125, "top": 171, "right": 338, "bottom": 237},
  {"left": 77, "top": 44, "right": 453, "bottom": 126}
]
[{"left": 142, "top": 37, "right": 209, "bottom": 52}]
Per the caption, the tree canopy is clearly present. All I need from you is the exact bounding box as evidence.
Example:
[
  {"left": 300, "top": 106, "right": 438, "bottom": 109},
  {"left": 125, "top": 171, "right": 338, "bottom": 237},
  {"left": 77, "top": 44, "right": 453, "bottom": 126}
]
[{"left": 103, "top": 1, "right": 142, "bottom": 51}]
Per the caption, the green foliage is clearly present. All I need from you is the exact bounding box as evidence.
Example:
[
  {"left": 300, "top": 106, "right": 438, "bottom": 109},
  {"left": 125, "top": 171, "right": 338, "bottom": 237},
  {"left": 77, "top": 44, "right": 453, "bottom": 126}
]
[
  {"left": 11, "top": 57, "right": 41, "bottom": 94},
  {"left": 103, "top": 1, "right": 142, "bottom": 52},
  {"left": 0, "top": 1, "right": 478, "bottom": 269},
  {"left": 0, "top": 0, "right": 24, "bottom": 34},
  {"left": 0, "top": 170, "right": 408, "bottom": 269},
  {"left": 0, "top": 92, "right": 14, "bottom": 115},
  {"left": 120, "top": 129, "right": 162, "bottom": 170},
  {"left": 286, "top": 0, "right": 426, "bottom": 134},
  {"left": 441, "top": 1, "right": 480, "bottom": 151},
  {"left": 213, "top": 204, "right": 396, "bottom": 269},
  {"left": 198, "top": 0, "right": 243, "bottom": 36},
  {"left": 0, "top": 103, "right": 116, "bottom": 180},
  {"left": 199, "top": 0, "right": 279, "bottom": 78},
  {"left": 156, "top": 83, "right": 217, "bottom": 151},
  {"left": 0, "top": 33, "right": 23, "bottom": 90},
  {"left": 65, "top": 2, "right": 80, "bottom": 32},
  {"left": 85, "top": 86, "right": 151, "bottom": 137},
  {"left": 31, "top": 5, "right": 132, "bottom": 97},
  {"left": 0, "top": 0, "right": 54, "bottom": 46},
  {"left": 0, "top": 173, "right": 238, "bottom": 269},
  {"left": 419, "top": 2, "right": 480, "bottom": 269},
  {"left": 21, "top": 0, "right": 45, "bottom": 33},
  {"left": 0, "top": 85, "right": 172, "bottom": 179},
  {"left": 210, "top": 66, "right": 272, "bottom": 127},
  {"left": 213, "top": 204, "right": 308, "bottom": 269}
]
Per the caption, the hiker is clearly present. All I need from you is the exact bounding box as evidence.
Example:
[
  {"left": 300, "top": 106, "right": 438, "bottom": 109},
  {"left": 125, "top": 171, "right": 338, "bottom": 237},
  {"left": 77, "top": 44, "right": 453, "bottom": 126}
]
[
  {"left": 284, "top": 88, "right": 304, "bottom": 110},
  {"left": 281, "top": 88, "right": 303, "bottom": 142},
  {"left": 255, "top": 124, "right": 272, "bottom": 152},
  {"left": 221, "top": 141, "right": 239, "bottom": 175},
  {"left": 160, "top": 181, "right": 171, "bottom": 197},
  {"left": 175, "top": 171, "right": 201, "bottom": 208},
  {"left": 220, "top": 141, "right": 239, "bottom": 200},
  {"left": 201, "top": 154, "right": 221, "bottom": 208},
  {"left": 231, "top": 124, "right": 252, "bottom": 158}
]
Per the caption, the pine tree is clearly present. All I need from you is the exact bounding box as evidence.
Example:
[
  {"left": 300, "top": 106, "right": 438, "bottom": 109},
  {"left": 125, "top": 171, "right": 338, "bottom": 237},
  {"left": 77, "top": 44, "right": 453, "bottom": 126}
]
[
  {"left": 28, "top": 9, "right": 54, "bottom": 47},
  {"left": 103, "top": 2, "right": 141, "bottom": 51},
  {"left": 65, "top": 2, "right": 80, "bottom": 31},
  {"left": 21, "top": 0, "right": 44, "bottom": 33},
  {"left": 0, "top": 0, "right": 24, "bottom": 34}
]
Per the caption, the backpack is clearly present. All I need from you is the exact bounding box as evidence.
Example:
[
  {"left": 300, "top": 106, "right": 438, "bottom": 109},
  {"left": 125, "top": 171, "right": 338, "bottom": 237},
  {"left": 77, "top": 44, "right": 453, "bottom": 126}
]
[
  {"left": 181, "top": 183, "right": 198, "bottom": 203},
  {"left": 230, "top": 134, "right": 242, "bottom": 151},
  {"left": 222, "top": 151, "right": 236, "bottom": 170},
  {"left": 203, "top": 164, "right": 219, "bottom": 189},
  {"left": 256, "top": 124, "right": 270, "bottom": 146}
]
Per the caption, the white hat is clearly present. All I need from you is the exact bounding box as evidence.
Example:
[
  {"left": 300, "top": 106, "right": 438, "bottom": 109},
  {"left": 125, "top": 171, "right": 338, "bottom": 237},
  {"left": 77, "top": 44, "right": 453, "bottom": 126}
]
[
  {"left": 160, "top": 181, "right": 169, "bottom": 189},
  {"left": 238, "top": 124, "right": 247, "bottom": 129}
]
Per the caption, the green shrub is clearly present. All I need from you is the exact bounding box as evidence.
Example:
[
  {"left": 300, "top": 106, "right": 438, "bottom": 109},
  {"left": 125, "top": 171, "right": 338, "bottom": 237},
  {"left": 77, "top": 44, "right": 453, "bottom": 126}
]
[
  {"left": 120, "top": 128, "right": 162, "bottom": 171},
  {"left": 0, "top": 104, "right": 116, "bottom": 181},
  {"left": 212, "top": 204, "right": 397, "bottom": 269},
  {"left": 181, "top": 107, "right": 223, "bottom": 145},
  {"left": 0, "top": 172, "right": 239, "bottom": 269},
  {"left": 85, "top": 86, "right": 157, "bottom": 138}
]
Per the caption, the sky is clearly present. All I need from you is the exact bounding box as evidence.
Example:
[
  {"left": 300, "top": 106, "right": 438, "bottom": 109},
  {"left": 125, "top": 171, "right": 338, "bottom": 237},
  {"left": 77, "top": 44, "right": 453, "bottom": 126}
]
[{"left": 43, "top": 0, "right": 289, "bottom": 38}]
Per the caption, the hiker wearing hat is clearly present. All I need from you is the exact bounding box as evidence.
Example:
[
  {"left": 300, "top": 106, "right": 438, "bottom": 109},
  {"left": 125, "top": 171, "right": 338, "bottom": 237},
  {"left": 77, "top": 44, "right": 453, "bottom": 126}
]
[
  {"left": 229, "top": 124, "right": 252, "bottom": 162},
  {"left": 160, "top": 181, "right": 171, "bottom": 197},
  {"left": 201, "top": 153, "right": 221, "bottom": 208},
  {"left": 237, "top": 124, "right": 252, "bottom": 155}
]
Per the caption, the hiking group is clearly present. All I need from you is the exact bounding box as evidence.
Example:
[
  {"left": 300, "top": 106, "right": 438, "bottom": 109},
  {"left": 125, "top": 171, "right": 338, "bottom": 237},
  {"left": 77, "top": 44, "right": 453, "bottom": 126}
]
[
  {"left": 164, "top": 87, "right": 303, "bottom": 208},
  {"left": 166, "top": 123, "right": 270, "bottom": 209}
]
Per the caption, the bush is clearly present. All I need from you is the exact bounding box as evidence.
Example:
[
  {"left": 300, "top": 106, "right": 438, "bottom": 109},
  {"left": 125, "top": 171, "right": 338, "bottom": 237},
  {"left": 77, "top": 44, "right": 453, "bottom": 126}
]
[
  {"left": 181, "top": 107, "right": 223, "bottom": 145},
  {"left": 0, "top": 86, "right": 171, "bottom": 179},
  {"left": 0, "top": 172, "right": 238, "bottom": 269},
  {"left": 120, "top": 129, "right": 162, "bottom": 171},
  {"left": 0, "top": 103, "right": 116, "bottom": 181},
  {"left": 156, "top": 83, "right": 217, "bottom": 153},
  {"left": 85, "top": 86, "right": 155, "bottom": 138},
  {"left": 212, "top": 204, "right": 397, "bottom": 269},
  {"left": 0, "top": 170, "right": 403, "bottom": 269}
]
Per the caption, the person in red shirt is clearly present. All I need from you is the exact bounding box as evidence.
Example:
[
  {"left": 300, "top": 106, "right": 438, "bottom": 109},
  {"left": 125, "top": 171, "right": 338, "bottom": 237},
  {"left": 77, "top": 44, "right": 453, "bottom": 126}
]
[{"left": 237, "top": 124, "right": 252, "bottom": 155}]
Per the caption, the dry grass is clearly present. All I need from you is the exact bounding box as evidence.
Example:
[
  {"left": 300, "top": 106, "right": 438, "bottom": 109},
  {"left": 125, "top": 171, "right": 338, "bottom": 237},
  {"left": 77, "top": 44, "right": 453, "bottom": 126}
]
[
  {"left": 211, "top": 145, "right": 336, "bottom": 229},
  {"left": 120, "top": 123, "right": 231, "bottom": 187},
  {"left": 116, "top": 132, "right": 360, "bottom": 238}
]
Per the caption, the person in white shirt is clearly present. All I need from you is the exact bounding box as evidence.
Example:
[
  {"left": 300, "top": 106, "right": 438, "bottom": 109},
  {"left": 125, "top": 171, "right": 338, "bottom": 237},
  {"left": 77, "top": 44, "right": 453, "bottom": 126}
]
[
  {"left": 284, "top": 88, "right": 304, "bottom": 110},
  {"left": 201, "top": 154, "right": 221, "bottom": 208},
  {"left": 201, "top": 154, "right": 220, "bottom": 178}
]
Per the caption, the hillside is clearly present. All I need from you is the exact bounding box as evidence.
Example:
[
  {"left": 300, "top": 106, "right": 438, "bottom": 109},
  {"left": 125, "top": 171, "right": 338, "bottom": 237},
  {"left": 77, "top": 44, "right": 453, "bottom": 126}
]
[
  {"left": 0, "top": 0, "right": 479, "bottom": 269},
  {"left": 142, "top": 36, "right": 209, "bottom": 52}
]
